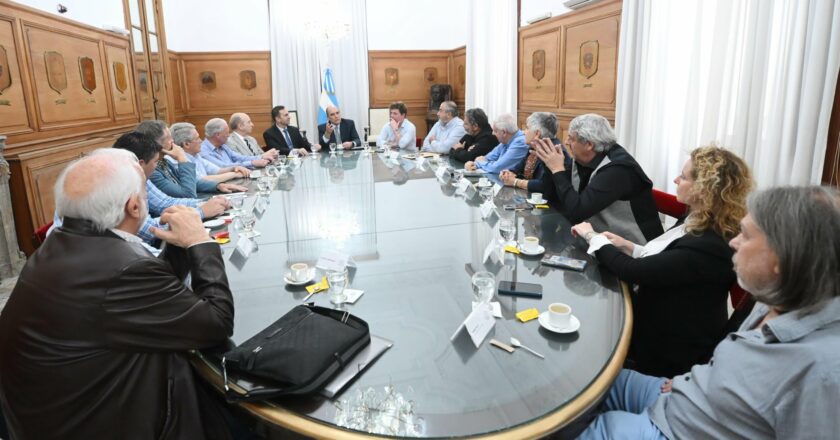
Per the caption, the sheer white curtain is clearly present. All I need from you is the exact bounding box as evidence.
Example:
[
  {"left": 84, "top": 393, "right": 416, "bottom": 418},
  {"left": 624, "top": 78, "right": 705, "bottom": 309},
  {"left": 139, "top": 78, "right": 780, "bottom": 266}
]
[
  {"left": 466, "top": 0, "right": 518, "bottom": 119},
  {"left": 268, "top": 0, "right": 369, "bottom": 140},
  {"left": 616, "top": 0, "right": 840, "bottom": 190}
]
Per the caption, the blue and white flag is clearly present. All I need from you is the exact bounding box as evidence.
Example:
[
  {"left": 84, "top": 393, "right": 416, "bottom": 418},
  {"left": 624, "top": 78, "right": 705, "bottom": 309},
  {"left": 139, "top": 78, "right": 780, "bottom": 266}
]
[{"left": 317, "top": 68, "right": 339, "bottom": 125}]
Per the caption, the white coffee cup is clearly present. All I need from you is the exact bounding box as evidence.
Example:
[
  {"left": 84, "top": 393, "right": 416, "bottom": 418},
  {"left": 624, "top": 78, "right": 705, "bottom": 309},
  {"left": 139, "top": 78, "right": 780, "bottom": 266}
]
[
  {"left": 531, "top": 192, "right": 544, "bottom": 203},
  {"left": 522, "top": 236, "right": 540, "bottom": 253},
  {"left": 290, "top": 263, "right": 309, "bottom": 281},
  {"left": 478, "top": 177, "right": 489, "bottom": 186},
  {"left": 548, "top": 302, "right": 572, "bottom": 329}
]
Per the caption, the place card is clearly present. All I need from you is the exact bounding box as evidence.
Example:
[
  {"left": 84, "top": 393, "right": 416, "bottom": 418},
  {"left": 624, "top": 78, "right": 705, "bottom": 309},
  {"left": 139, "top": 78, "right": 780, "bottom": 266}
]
[
  {"left": 254, "top": 196, "right": 267, "bottom": 214},
  {"left": 341, "top": 289, "right": 364, "bottom": 304},
  {"left": 483, "top": 241, "right": 501, "bottom": 264},
  {"left": 480, "top": 200, "right": 497, "bottom": 220},
  {"left": 455, "top": 178, "right": 470, "bottom": 196},
  {"left": 435, "top": 166, "right": 447, "bottom": 179},
  {"left": 250, "top": 170, "right": 263, "bottom": 179},
  {"left": 492, "top": 183, "right": 503, "bottom": 196},
  {"left": 473, "top": 301, "right": 502, "bottom": 318},
  {"left": 464, "top": 183, "right": 477, "bottom": 197},
  {"left": 316, "top": 250, "right": 350, "bottom": 272},
  {"left": 234, "top": 236, "right": 256, "bottom": 259},
  {"left": 450, "top": 304, "right": 495, "bottom": 348}
]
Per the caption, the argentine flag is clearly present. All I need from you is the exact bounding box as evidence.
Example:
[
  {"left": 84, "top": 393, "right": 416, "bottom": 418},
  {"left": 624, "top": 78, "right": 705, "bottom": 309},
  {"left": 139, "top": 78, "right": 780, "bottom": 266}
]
[{"left": 317, "top": 68, "right": 339, "bottom": 125}]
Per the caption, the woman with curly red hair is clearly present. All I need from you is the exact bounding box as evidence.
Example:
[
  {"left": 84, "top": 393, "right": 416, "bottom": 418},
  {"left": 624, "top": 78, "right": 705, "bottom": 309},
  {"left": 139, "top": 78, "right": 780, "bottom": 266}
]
[{"left": 572, "top": 145, "right": 754, "bottom": 377}]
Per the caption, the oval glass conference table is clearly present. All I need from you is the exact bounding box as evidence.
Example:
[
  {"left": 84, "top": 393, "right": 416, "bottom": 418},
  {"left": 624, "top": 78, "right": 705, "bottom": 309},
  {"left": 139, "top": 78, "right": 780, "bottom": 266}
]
[{"left": 192, "top": 150, "right": 631, "bottom": 439}]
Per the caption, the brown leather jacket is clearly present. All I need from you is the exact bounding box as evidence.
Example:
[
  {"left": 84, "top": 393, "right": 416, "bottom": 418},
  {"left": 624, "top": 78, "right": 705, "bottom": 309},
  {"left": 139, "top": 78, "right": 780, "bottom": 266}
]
[{"left": 0, "top": 218, "right": 234, "bottom": 439}]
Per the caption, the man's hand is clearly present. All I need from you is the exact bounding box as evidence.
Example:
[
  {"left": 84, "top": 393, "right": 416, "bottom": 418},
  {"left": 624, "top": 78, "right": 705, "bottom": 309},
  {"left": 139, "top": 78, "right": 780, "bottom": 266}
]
[
  {"left": 499, "top": 170, "right": 516, "bottom": 186},
  {"left": 199, "top": 196, "right": 228, "bottom": 218},
  {"left": 324, "top": 123, "right": 335, "bottom": 136},
  {"left": 231, "top": 166, "right": 250, "bottom": 177},
  {"left": 151, "top": 205, "right": 211, "bottom": 248},
  {"left": 465, "top": 161, "right": 476, "bottom": 171},
  {"left": 533, "top": 138, "right": 566, "bottom": 173},
  {"left": 475, "top": 155, "right": 486, "bottom": 163},
  {"left": 452, "top": 141, "right": 465, "bottom": 150},
  {"left": 162, "top": 143, "right": 188, "bottom": 163},
  {"left": 660, "top": 379, "right": 673, "bottom": 393},
  {"left": 296, "top": 148, "right": 309, "bottom": 156},
  {"left": 427, "top": 134, "right": 436, "bottom": 143},
  {"left": 252, "top": 159, "right": 269, "bottom": 168},
  {"left": 571, "top": 222, "right": 595, "bottom": 240},
  {"left": 603, "top": 231, "right": 636, "bottom": 256},
  {"left": 262, "top": 149, "right": 279, "bottom": 161},
  {"left": 342, "top": 141, "right": 353, "bottom": 150},
  {"left": 217, "top": 183, "right": 248, "bottom": 193},
  {"left": 389, "top": 119, "right": 399, "bottom": 132}
]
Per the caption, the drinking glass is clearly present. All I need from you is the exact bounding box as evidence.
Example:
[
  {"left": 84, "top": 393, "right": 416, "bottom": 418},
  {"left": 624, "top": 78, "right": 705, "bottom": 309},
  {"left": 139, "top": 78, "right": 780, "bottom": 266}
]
[
  {"left": 311, "top": 140, "right": 321, "bottom": 157},
  {"left": 328, "top": 270, "right": 348, "bottom": 304},
  {"left": 452, "top": 169, "right": 464, "bottom": 184},
  {"left": 329, "top": 142, "right": 337, "bottom": 154},
  {"left": 277, "top": 155, "right": 288, "bottom": 168},
  {"left": 239, "top": 211, "right": 257, "bottom": 238},
  {"left": 229, "top": 196, "right": 244, "bottom": 216},
  {"left": 499, "top": 218, "right": 516, "bottom": 245},
  {"left": 257, "top": 177, "right": 272, "bottom": 195},
  {"left": 480, "top": 185, "right": 494, "bottom": 201},
  {"left": 471, "top": 271, "right": 495, "bottom": 305}
]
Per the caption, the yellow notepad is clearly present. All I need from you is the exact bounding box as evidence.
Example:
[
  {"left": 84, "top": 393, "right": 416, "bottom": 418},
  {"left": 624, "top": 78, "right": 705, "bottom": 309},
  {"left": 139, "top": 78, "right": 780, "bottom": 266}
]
[
  {"left": 305, "top": 276, "right": 329, "bottom": 294},
  {"left": 516, "top": 308, "right": 540, "bottom": 322},
  {"left": 535, "top": 204, "right": 549, "bottom": 209},
  {"left": 504, "top": 245, "right": 520, "bottom": 254}
]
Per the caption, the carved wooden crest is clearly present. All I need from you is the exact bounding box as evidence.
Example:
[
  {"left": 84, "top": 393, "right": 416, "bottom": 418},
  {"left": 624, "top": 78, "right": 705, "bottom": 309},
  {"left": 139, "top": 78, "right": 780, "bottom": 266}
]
[
  {"left": 424, "top": 67, "right": 438, "bottom": 83},
  {"left": 44, "top": 51, "right": 67, "bottom": 94},
  {"left": 385, "top": 67, "right": 398, "bottom": 86},
  {"left": 0, "top": 45, "right": 11, "bottom": 94},
  {"left": 113, "top": 61, "right": 127, "bottom": 93},
  {"left": 579, "top": 40, "right": 599, "bottom": 79},
  {"left": 457, "top": 64, "right": 465, "bottom": 86},
  {"left": 532, "top": 49, "right": 546, "bottom": 81},
  {"left": 78, "top": 56, "right": 96, "bottom": 94},
  {"left": 199, "top": 71, "right": 216, "bottom": 93},
  {"left": 240, "top": 70, "right": 256, "bottom": 90}
]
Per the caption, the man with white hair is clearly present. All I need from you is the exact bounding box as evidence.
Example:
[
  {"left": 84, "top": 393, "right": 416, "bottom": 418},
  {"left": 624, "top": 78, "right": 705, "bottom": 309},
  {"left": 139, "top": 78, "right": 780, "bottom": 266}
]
[
  {"left": 0, "top": 150, "right": 236, "bottom": 438},
  {"left": 226, "top": 112, "right": 264, "bottom": 156},
  {"left": 201, "top": 117, "right": 277, "bottom": 169},
  {"left": 465, "top": 113, "right": 528, "bottom": 174},
  {"left": 576, "top": 186, "right": 840, "bottom": 439},
  {"left": 533, "top": 113, "right": 662, "bottom": 243},
  {"left": 421, "top": 100, "right": 465, "bottom": 154}
]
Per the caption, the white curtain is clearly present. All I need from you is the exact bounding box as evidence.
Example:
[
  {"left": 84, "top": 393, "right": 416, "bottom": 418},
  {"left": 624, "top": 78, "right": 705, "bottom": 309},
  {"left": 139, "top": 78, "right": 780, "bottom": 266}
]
[
  {"left": 268, "top": 0, "right": 369, "bottom": 141},
  {"left": 466, "top": 0, "right": 518, "bottom": 120},
  {"left": 616, "top": 0, "right": 840, "bottom": 190}
]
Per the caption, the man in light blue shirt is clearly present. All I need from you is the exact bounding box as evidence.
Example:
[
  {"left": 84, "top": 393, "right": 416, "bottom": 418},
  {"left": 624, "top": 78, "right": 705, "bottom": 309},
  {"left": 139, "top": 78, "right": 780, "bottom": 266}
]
[
  {"left": 378, "top": 101, "right": 417, "bottom": 152},
  {"left": 422, "top": 101, "right": 465, "bottom": 154},
  {"left": 171, "top": 122, "right": 249, "bottom": 194},
  {"left": 200, "top": 117, "right": 277, "bottom": 169},
  {"left": 465, "top": 114, "right": 528, "bottom": 174},
  {"left": 578, "top": 186, "right": 840, "bottom": 440}
]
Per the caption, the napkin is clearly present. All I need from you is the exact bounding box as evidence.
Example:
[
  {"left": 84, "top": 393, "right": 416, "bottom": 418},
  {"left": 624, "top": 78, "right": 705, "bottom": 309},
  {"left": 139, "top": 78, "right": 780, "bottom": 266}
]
[
  {"left": 516, "top": 308, "right": 540, "bottom": 322},
  {"left": 305, "top": 276, "right": 329, "bottom": 294}
]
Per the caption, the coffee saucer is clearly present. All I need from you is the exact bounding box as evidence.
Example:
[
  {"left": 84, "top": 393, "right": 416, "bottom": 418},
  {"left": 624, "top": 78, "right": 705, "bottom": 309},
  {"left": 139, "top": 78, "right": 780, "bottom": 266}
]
[
  {"left": 476, "top": 181, "right": 493, "bottom": 188},
  {"left": 203, "top": 219, "right": 225, "bottom": 229},
  {"left": 527, "top": 198, "right": 546, "bottom": 205},
  {"left": 518, "top": 244, "right": 545, "bottom": 256},
  {"left": 538, "top": 311, "right": 581, "bottom": 333},
  {"left": 284, "top": 269, "right": 315, "bottom": 286}
]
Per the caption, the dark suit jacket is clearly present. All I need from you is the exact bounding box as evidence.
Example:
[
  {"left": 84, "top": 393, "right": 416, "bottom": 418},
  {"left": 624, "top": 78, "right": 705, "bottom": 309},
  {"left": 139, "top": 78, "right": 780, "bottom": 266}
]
[
  {"left": 317, "top": 119, "right": 361, "bottom": 149},
  {"left": 449, "top": 129, "right": 499, "bottom": 162},
  {"left": 594, "top": 222, "right": 735, "bottom": 377},
  {"left": 0, "top": 218, "right": 234, "bottom": 439},
  {"left": 263, "top": 124, "right": 311, "bottom": 155}
]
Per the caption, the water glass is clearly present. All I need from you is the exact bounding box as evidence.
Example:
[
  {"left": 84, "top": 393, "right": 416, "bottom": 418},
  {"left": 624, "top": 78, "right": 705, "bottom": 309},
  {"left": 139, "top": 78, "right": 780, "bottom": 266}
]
[
  {"left": 239, "top": 212, "right": 257, "bottom": 238},
  {"left": 499, "top": 218, "right": 516, "bottom": 244},
  {"left": 311, "top": 141, "right": 321, "bottom": 156},
  {"left": 328, "top": 270, "right": 348, "bottom": 304},
  {"left": 229, "top": 196, "right": 244, "bottom": 216},
  {"left": 277, "top": 155, "right": 288, "bottom": 168},
  {"left": 257, "top": 177, "right": 272, "bottom": 195},
  {"left": 452, "top": 169, "right": 464, "bottom": 184},
  {"left": 471, "top": 271, "right": 495, "bottom": 305},
  {"left": 329, "top": 142, "right": 337, "bottom": 154}
]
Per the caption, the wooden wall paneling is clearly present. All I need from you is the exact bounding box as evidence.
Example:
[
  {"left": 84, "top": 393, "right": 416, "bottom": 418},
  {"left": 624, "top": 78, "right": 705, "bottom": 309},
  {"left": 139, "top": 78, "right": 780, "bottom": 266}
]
[
  {"left": 8, "top": 135, "right": 120, "bottom": 254},
  {"left": 561, "top": 12, "right": 620, "bottom": 111},
  {"left": 450, "top": 46, "right": 466, "bottom": 113},
  {"left": 23, "top": 23, "right": 111, "bottom": 127},
  {"left": 168, "top": 51, "right": 184, "bottom": 116},
  {"left": 105, "top": 43, "right": 137, "bottom": 120},
  {"left": 184, "top": 110, "right": 273, "bottom": 144},
  {"left": 520, "top": 26, "right": 561, "bottom": 108},
  {"left": 149, "top": 52, "right": 167, "bottom": 120},
  {"left": 0, "top": 13, "right": 34, "bottom": 136},
  {"left": 134, "top": 53, "right": 154, "bottom": 119},
  {"left": 180, "top": 51, "right": 271, "bottom": 113}
]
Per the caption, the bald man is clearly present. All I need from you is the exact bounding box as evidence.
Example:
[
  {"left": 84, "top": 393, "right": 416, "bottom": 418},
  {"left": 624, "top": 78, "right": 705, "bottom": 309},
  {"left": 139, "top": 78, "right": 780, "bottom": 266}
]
[
  {"left": 227, "top": 112, "right": 264, "bottom": 156},
  {"left": 0, "top": 150, "right": 236, "bottom": 438},
  {"left": 318, "top": 105, "right": 361, "bottom": 150}
]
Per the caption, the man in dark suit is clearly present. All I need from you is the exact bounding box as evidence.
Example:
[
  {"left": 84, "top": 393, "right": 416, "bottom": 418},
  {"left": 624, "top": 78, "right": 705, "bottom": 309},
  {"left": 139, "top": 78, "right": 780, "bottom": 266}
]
[
  {"left": 263, "top": 105, "right": 312, "bottom": 156},
  {"left": 318, "top": 105, "right": 361, "bottom": 150},
  {"left": 0, "top": 151, "right": 236, "bottom": 439}
]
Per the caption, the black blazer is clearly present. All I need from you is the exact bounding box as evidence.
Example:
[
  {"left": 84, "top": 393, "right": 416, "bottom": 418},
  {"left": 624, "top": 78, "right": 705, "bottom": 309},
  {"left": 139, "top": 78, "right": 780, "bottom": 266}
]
[
  {"left": 263, "top": 125, "right": 311, "bottom": 155},
  {"left": 317, "top": 119, "right": 361, "bottom": 149},
  {"left": 594, "top": 223, "right": 735, "bottom": 377},
  {"left": 449, "top": 129, "right": 499, "bottom": 162}
]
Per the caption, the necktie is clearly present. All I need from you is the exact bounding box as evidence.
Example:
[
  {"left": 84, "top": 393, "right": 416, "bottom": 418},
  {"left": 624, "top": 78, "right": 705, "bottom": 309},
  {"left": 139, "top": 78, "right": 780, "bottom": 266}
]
[
  {"left": 335, "top": 125, "right": 342, "bottom": 144},
  {"left": 523, "top": 152, "right": 540, "bottom": 180},
  {"left": 244, "top": 137, "right": 253, "bottom": 153},
  {"left": 283, "top": 129, "right": 293, "bottom": 147}
]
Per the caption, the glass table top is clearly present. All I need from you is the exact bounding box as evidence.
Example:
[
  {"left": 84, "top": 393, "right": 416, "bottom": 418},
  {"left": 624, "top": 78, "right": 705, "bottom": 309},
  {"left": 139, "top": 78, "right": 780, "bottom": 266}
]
[{"left": 199, "top": 150, "right": 628, "bottom": 437}]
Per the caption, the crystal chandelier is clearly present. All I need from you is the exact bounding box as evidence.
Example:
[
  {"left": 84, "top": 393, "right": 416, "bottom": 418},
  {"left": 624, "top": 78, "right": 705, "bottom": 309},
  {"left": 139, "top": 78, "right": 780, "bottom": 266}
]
[{"left": 300, "top": 0, "right": 352, "bottom": 41}]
